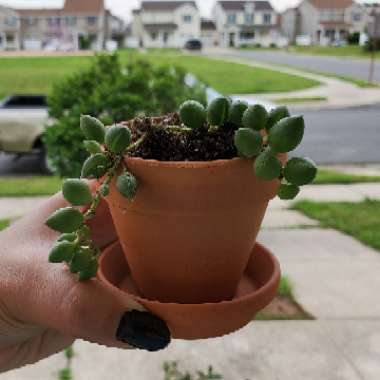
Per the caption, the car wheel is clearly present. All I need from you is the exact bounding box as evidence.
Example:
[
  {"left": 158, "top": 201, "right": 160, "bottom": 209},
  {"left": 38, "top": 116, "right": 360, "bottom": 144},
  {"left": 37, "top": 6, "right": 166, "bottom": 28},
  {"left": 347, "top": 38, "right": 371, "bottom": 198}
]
[{"left": 38, "top": 148, "right": 55, "bottom": 175}]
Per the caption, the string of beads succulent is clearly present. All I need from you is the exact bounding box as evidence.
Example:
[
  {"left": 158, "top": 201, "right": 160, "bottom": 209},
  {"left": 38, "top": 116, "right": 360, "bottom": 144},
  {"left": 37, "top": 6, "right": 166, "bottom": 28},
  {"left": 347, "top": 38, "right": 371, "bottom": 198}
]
[{"left": 45, "top": 98, "right": 317, "bottom": 280}]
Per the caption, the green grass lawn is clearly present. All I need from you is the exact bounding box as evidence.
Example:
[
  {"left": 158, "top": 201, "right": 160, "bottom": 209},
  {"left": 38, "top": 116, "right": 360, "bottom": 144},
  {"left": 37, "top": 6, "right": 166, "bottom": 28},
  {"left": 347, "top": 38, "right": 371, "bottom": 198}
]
[
  {"left": 275, "top": 96, "right": 327, "bottom": 104},
  {"left": 294, "top": 200, "right": 380, "bottom": 251},
  {"left": 314, "top": 169, "right": 380, "bottom": 185},
  {"left": 0, "top": 219, "right": 10, "bottom": 231},
  {"left": 290, "top": 45, "right": 380, "bottom": 59},
  {"left": 0, "top": 176, "right": 63, "bottom": 197},
  {"left": 0, "top": 51, "right": 320, "bottom": 99}
]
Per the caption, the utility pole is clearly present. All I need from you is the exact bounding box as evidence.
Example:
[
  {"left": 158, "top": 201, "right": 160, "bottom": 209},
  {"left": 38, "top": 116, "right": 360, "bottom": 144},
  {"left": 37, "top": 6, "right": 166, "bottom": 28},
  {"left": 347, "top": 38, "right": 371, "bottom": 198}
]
[{"left": 368, "top": 11, "right": 380, "bottom": 84}]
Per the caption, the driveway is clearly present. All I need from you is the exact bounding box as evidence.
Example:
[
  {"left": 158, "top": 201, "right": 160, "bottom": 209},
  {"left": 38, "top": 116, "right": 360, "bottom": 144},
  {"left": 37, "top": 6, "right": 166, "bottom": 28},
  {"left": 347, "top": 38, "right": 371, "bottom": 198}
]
[{"left": 217, "top": 49, "right": 380, "bottom": 84}]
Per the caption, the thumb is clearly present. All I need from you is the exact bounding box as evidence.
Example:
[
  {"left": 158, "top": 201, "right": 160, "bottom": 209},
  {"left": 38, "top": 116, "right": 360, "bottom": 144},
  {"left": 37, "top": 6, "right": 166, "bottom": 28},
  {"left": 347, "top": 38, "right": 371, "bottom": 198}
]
[{"left": 18, "top": 266, "right": 171, "bottom": 352}]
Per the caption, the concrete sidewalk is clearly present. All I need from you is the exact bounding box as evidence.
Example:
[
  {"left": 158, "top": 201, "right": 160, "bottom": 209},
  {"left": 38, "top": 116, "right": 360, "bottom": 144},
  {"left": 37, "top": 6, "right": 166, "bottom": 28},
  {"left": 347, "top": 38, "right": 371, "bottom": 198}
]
[{"left": 204, "top": 48, "right": 380, "bottom": 110}]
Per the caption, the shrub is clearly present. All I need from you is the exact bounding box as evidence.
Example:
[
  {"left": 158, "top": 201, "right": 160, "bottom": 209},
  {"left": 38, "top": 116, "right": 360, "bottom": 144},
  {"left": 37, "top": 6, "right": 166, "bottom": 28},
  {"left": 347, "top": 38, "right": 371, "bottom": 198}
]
[
  {"left": 364, "top": 37, "right": 380, "bottom": 52},
  {"left": 347, "top": 32, "right": 360, "bottom": 45},
  {"left": 44, "top": 54, "right": 207, "bottom": 177}
]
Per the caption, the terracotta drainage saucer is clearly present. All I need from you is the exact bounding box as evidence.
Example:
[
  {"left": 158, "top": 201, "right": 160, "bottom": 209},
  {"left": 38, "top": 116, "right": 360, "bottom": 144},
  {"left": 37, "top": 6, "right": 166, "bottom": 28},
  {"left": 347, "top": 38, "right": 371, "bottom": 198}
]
[{"left": 99, "top": 241, "right": 281, "bottom": 340}]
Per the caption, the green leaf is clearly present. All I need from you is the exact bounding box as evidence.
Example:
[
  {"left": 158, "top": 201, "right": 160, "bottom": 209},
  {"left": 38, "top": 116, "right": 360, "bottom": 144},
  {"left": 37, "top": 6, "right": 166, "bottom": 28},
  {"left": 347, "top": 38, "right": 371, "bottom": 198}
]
[
  {"left": 80, "top": 115, "right": 106, "bottom": 144},
  {"left": 234, "top": 128, "right": 263, "bottom": 158},
  {"left": 266, "top": 106, "right": 290, "bottom": 131},
  {"left": 78, "top": 258, "right": 99, "bottom": 281},
  {"left": 207, "top": 97, "right": 230, "bottom": 126},
  {"left": 57, "top": 233, "right": 77, "bottom": 243},
  {"left": 277, "top": 183, "right": 300, "bottom": 200},
  {"left": 242, "top": 104, "right": 268, "bottom": 131},
  {"left": 284, "top": 157, "right": 318, "bottom": 186},
  {"left": 179, "top": 100, "right": 206, "bottom": 129},
  {"left": 62, "top": 179, "right": 93, "bottom": 206},
  {"left": 81, "top": 153, "right": 110, "bottom": 179},
  {"left": 84, "top": 140, "right": 103, "bottom": 154},
  {"left": 79, "top": 225, "right": 92, "bottom": 241},
  {"left": 116, "top": 171, "right": 138, "bottom": 200},
  {"left": 105, "top": 124, "right": 132, "bottom": 154},
  {"left": 100, "top": 183, "right": 110, "bottom": 196},
  {"left": 253, "top": 148, "right": 282, "bottom": 181},
  {"left": 49, "top": 241, "right": 76, "bottom": 263},
  {"left": 70, "top": 247, "right": 94, "bottom": 273},
  {"left": 268, "top": 116, "right": 305, "bottom": 153},
  {"left": 46, "top": 207, "right": 84, "bottom": 233},
  {"left": 228, "top": 100, "right": 249, "bottom": 126}
]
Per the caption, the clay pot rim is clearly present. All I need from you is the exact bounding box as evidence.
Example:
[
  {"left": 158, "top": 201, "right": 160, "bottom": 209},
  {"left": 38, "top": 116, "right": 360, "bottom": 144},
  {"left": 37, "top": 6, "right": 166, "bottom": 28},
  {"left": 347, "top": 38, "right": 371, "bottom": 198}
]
[
  {"left": 98, "top": 240, "right": 281, "bottom": 308},
  {"left": 124, "top": 156, "right": 246, "bottom": 169}
]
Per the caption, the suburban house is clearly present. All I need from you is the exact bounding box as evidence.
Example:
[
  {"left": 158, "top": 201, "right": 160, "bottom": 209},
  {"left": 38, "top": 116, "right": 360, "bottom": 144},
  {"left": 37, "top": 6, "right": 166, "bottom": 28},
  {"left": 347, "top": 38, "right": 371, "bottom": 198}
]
[
  {"left": 281, "top": 0, "right": 368, "bottom": 45},
  {"left": 0, "top": 0, "right": 124, "bottom": 51},
  {"left": 131, "top": 1, "right": 201, "bottom": 48},
  {"left": 0, "top": 6, "right": 21, "bottom": 50},
  {"left": 212, "top": 1, "right": 279, "bottom": 47},
  {"left": 201, "top": 18, "right": 218, "bottom": 47}
]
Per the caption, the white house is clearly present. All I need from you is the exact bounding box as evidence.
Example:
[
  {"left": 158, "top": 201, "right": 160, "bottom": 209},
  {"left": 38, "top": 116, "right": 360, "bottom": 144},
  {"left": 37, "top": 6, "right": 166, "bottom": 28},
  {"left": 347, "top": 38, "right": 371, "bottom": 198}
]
[
  {"left": 131, "top": 1, "right": 201, "bottom": 48},
  {"left": 0, "top": 5, "right": 21, "bottom": 50},
  {"left": 201, "top": 18, "right": 218, "bottom": 47},
  {"left": 212, "top": 1, "right": 279, "bottom": 47},
  {"left": 282, "top": 0, "right": 369, "bottom": 45}
]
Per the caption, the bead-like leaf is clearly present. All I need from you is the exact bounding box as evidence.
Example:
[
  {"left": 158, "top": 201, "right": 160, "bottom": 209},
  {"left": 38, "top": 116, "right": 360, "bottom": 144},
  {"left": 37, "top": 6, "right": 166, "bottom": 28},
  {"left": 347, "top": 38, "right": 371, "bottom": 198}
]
[
  {"left": 57, "top": 233, "right": 77, "bottom": 243},
  {"left": 253, "top": 148, "right": 282, "bottom": 181},
  {"left": 234, "top": 128, "right": 263, "bottom": 158},
  {"left": 49, "top": 241, "right": 76, "bottom": 263},
  {"left": 229, "top": 100, "right": 249, "bottom": 126},
  {"left": 70, "top": 247, "right": 94, "bottom": 273},
  {"left": 81, "top": 153, "right": 110, "bottom": 179},
  {"left": 242, "top": 104, "right": 268, "bottom": 131},
  {"left": 78, "top": 258, "right": 99, "bottom": 281},
  {"left": 46, "top": 207, "right": 84, "bottom": 233},
  {"left": 80, "top": 115, "right": 105, "bottom": 144},
  {"left": 266, "top": 106, "right": 290, "bottom": 131},
  {"left": 207, "top": 97, "right": 230, "bottom": 126},
  {"left": 268, "top": 116, "right": 305, "bottom": 153},
  {"left": 284, "top": 157, "right": 317, "bottom": 186},
  {"left": 277, "top": 183, "right": 300, "bottom": 200},
  {"left": 105, "top": 124, "right": 132, "bottom": 154},
  {"left": 84, "top": 140, "right": 103, "bottom": 154},
  {"left": 62, "top": 179, "right": 93, "bottom": 206},
  {"left": 179, "top": 100, "right": 206, "bottom": 129},
  {"left": 116, "top": 171, "right": 138, "bottom": 200}
]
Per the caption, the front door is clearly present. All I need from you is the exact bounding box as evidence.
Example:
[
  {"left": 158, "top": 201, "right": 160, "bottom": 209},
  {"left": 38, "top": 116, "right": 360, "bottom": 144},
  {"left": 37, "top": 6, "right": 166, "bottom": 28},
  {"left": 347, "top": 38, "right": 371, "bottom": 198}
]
[{"left": 229, "top": 32, "right": 235, "bottom": 47}]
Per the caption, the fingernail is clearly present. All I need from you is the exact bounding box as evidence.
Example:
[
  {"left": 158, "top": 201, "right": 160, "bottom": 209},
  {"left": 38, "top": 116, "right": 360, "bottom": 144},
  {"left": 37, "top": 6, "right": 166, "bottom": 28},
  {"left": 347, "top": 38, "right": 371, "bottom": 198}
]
[{"left": 116, "top": 310, "right": 171, "bottom": 352}]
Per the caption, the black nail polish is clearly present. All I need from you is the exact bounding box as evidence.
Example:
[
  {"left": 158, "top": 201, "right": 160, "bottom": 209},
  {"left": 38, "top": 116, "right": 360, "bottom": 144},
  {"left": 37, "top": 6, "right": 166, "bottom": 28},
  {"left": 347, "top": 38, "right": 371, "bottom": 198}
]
[{"left": 116, "top": 310, "right": 171, "bottom": 352}]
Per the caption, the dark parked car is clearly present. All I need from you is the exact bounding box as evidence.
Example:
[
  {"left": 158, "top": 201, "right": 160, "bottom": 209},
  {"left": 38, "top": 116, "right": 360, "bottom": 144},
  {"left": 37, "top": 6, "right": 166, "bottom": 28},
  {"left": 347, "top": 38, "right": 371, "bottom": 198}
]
[{"left": 184, "top": 39, "right": 202, "bottom": 51}]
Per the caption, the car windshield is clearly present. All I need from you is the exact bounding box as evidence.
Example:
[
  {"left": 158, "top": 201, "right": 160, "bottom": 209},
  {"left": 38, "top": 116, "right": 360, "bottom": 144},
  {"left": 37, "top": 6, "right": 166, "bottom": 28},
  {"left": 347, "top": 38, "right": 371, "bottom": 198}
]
[{"left": 1, "top": 95, "right": 47, "bottom": 108}]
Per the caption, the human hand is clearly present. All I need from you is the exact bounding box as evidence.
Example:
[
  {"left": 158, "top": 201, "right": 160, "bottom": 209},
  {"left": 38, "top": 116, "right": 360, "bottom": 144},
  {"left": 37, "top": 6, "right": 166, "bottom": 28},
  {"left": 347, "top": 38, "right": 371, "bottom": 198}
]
[{"left": 0, "top": 191, "right": 170, "bottom": 373}]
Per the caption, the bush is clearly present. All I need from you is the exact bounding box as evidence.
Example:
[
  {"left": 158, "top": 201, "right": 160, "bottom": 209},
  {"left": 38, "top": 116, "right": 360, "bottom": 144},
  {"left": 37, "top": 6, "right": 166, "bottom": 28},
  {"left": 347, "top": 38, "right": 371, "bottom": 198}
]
[
  {"left": 364, "top": 37, "right": 380, "bottom": 52},
  {"left": 347, "top": 32, "right": 360, "bottom": 45},
  {"left": 44, "top": 54, "right": 207, "bottom": 177}
]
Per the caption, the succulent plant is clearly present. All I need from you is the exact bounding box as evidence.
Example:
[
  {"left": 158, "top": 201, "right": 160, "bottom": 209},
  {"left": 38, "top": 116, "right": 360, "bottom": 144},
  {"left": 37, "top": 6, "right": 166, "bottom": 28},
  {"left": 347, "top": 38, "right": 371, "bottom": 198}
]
[{"left": 46, "top": 100, "right": 317, "bottom": 281}]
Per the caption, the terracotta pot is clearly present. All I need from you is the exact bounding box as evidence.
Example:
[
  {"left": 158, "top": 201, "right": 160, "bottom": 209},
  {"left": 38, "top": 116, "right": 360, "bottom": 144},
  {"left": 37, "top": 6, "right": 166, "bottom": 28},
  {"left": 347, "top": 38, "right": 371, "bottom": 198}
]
[
  {"left": 99, "top": 240, "right": 281, "bottom": 340},
  {"left": 106, "top": 157, "right": 282, "bottom": 304}
]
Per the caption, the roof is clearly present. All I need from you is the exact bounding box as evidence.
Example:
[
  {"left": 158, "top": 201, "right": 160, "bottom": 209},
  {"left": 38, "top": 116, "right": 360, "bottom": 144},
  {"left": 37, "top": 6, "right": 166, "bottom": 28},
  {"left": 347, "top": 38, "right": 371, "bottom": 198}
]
[
  {"left": 319, "top": 21, "right": 353, "bottom": 27},
  {"left": 308, "top": 0, "right": 354, "bottom": 9},
  {"left": 141, "top": 1, "right": 197, "bottom": 11},
  {"left": 201, "top": 18, "right": 217, "bottom": 30},
  {"left": 64, "top": 0, "right": 104, "bottom": 13},
  {"left": 17, "top": 8, "right": 63, "bottom": 17},
  {"left": 218, "top": 1, "right": 274, "bottom": 11},
  {"left": 143, "top": 23, "right": 178, "bottom": 31}
]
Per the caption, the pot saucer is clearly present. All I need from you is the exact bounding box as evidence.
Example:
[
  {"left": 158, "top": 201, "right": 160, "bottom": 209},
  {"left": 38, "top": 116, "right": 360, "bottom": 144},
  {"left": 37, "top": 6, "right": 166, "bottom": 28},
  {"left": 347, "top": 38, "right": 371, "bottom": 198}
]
[{"left": 99, "top": 241, "right": 281, "bottom": 340}]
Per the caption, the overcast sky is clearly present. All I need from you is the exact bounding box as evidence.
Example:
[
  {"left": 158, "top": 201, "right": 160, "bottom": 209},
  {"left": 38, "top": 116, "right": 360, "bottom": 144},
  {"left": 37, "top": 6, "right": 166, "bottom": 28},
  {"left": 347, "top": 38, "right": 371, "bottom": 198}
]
[{"left": 0, "top": 0, "right": 378, "bottom": 20}]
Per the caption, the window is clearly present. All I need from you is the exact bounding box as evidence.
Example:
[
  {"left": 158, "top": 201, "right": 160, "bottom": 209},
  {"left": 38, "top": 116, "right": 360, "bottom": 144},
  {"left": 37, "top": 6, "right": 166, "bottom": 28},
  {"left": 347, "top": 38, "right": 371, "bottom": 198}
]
[
  {"left": 352, "top": 13, "right": 361, "bottom": 22},
  {"left": 65, "top": 16, "right": 77, "bottom": 26},
  {"left": 48, "top": 17, "right": 61, "bottom": 27},
  {"left": 5, "top": 17, "right": 18, "bottom": 27},
  {"left": 87, "top": 16, "right": 98, "bottom": 26},
  {"left": 245, "top": 13, "right": 254, "bottom": 24},
  {"left": 183, "top": 15, "right": 192, "bottom": 23},
  {"left": 150, "top": 32, "right": 158, "bottom": 40},
  {"left": 25, "top": 17, "right": 38, "bottom": 26},
  {"left": 227, "top": 13, "right": 237, "bottom": 24},
  {"left": 6, "top": 34, "right": 15, "bottom": 43},
  {"left": 263, "top": 13, "right": 272, "bottom": 24}
]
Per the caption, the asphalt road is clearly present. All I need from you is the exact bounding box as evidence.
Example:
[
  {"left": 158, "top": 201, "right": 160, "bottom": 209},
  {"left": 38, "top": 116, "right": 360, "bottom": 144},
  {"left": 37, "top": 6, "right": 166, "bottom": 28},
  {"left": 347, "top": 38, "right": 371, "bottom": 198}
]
[
  {"left": 223, "top": 50, "right": 380, "bottom": 84},
  {"left": 0, "top": 105, "right": 379, "bottom": 176}
]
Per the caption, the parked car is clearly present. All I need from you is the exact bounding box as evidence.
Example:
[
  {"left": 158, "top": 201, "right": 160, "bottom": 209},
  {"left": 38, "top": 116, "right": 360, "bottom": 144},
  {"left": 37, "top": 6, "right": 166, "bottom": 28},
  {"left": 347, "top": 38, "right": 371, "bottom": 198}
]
[
  {"left": 184, "top": 39, "right": 202, "bottom": 51},
  {"left": 0, "top": 94, "right": 52, "bottom": 173}
]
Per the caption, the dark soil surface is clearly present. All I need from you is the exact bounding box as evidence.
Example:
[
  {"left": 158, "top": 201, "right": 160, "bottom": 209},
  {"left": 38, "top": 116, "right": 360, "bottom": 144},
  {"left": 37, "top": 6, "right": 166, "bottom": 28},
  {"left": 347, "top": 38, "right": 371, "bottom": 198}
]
[
  {"left": 124, "top": 114, "right": 238, "bottom": 161},
  {"left": 256, "top": 296, "right": 313, "bottom": 321}
]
